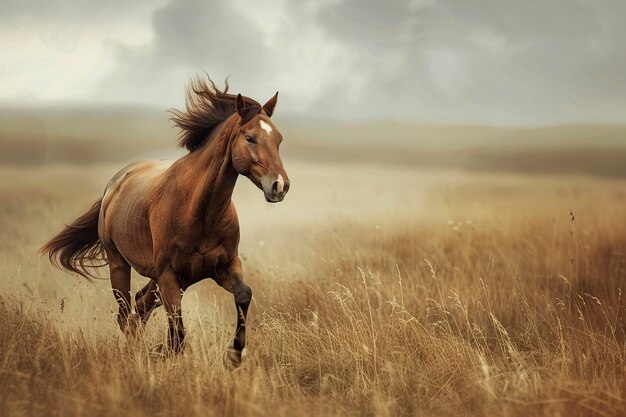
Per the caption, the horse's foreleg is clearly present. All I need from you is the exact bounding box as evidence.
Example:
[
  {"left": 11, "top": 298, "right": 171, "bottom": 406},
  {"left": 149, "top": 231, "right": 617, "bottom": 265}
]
[
  {"left": 135, "top": 280, "right": 161, "bottom": 325},
  {"left": 221, "top": 258, "right": 252, "bottom": 368},
  {"left": 229, "top": 281, "right": 252, "bottom": 367},
  {"left": 158, "top": 271, "right": 185, "bottom": 353}
]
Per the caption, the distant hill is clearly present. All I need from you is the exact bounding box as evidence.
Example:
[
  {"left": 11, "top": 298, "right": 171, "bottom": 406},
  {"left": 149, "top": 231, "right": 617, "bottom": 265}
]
[{"left": 1, "top": 106, "right": 625, "bottom": 177}]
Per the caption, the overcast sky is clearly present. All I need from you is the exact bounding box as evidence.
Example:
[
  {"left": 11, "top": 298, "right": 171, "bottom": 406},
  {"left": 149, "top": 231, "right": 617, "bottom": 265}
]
[{"left": 1, "top": 0, "right": 625, "bottom": 125}]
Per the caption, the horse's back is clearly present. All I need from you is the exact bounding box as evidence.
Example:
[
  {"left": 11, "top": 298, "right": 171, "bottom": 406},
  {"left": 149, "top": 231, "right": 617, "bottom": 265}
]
[
  {"left": 99, "top": 160, "right": 172, "bottom": 277},
  {"left": 103, "top": 160, "right": 171, "bottom": 197}
]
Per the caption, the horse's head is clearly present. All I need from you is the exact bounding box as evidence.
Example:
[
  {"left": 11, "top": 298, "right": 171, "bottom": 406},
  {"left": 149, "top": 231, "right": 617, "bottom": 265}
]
[{"left": 231, "top": 93, "right": 290, "bottom": 203}]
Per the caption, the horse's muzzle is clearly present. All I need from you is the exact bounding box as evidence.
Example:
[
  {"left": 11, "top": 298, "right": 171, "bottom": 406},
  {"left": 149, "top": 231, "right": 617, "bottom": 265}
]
[{"left": 263, "top": 174, "right": 290, "bottom": 203}]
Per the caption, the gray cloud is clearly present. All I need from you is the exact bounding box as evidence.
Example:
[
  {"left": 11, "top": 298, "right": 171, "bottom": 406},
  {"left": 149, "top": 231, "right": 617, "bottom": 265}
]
[
  {"left": 306, "top": 0, "right": 626, "bottom": 123},
  {"left": 5, "top": 0, "right": 626, "bottom": 124},
  {"left": 95, "top": 0, "right": 276, "bottom": 109}
]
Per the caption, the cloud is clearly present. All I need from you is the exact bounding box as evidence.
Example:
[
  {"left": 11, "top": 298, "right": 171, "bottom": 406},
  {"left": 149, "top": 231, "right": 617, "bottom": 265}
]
[
  {"left": 0, "top": 0, "right": 162, "bottom": 101},
  {"left": 95, "top": 0, "right": 356, "bottom": 115},
  {"left": 4, "top": 0, "right": 626, "bottom": 124},
  {"left": 303, "top": 0, "right": 626, "bottom": 123}
]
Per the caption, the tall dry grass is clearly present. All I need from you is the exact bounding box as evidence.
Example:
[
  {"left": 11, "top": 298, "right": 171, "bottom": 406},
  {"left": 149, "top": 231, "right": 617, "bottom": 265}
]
[{"left": 0, "top": 164, "right": 624, "bottom": 417}]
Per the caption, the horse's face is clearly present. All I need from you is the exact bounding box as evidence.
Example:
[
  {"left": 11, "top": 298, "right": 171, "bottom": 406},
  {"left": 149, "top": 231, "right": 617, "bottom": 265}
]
[{"left": 231, "top": 93, "right": 290, "bottom": 203}]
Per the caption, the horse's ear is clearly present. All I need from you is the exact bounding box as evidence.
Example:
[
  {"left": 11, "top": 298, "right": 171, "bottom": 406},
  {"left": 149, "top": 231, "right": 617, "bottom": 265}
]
[
  {"left": 236, "top": 93, "right": 246, "bottom": 118},
  {"left": 263, "top": 92, "right": 278, "bottom": 117}
]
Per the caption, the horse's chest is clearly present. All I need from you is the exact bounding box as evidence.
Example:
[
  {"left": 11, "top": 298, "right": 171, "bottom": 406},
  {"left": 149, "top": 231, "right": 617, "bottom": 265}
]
[
  {"left": 172, "top": 237, "right": 235, "bottom": 284},
  {"left": 165, "top": 202, "right": 240, "bottom": 284}
]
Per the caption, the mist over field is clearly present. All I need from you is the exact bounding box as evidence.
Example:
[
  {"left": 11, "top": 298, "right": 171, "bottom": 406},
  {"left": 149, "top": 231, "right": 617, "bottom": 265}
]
[{"left": 2, "top": 106, "right": 626, "bottom": 178}]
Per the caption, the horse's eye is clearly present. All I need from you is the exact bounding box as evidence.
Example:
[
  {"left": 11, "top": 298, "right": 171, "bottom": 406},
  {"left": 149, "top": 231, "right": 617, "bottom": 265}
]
[{"left": 245, "top": 135, "right": 256, "bottom": 144}]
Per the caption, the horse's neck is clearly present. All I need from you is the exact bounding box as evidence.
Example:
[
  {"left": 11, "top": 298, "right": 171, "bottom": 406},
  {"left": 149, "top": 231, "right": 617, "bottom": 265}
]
[{"left": 184, "top": 120, "right": 238, "bottom": 225}]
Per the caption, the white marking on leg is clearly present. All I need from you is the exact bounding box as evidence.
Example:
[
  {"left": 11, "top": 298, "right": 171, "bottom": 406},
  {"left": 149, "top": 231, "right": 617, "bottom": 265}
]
[
  {"left": 276, "top": 174, "right": 284, "bottom": 194},
  {"left": 238, "top": 306, "right": 246, "bottom": 325},
  {"left": 260, "top": 120, "right": 272, "bottom": 134}
]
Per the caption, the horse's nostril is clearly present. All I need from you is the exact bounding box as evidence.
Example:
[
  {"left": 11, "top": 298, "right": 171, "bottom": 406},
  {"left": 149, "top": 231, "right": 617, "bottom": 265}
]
[{"left": 271, "top": 180, "right": 279, "bottom": 194}]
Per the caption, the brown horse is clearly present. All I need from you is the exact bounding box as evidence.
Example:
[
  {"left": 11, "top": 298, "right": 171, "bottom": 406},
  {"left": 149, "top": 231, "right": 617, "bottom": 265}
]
[{"left": 41, "top": 77, "right": 290, "bottom": 367}]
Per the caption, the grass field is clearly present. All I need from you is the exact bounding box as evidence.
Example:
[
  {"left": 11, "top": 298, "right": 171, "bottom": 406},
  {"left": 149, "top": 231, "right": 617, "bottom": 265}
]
[{"left": 0, "top": 158, "right": 624, "bottom": 417}]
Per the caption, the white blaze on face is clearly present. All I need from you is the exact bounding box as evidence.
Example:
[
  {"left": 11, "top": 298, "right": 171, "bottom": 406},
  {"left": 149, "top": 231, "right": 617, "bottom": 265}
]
[
  {"left": 259, "top": 120, "right": 272, "bottom": 134},
  {"left": 276, "top": 174, "right": 284, "bottom": 194}
]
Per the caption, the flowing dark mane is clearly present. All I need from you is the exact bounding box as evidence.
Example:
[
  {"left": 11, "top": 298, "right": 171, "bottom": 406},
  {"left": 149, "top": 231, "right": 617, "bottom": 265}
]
[{"left": 170, "top": 77, "right": 261, "bottom": 152}]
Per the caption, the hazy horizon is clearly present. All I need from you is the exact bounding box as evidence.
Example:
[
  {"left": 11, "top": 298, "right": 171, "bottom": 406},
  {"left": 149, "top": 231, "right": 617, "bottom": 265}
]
[{"left": 3, "top": 102, "right": 626, "bottom": 129}]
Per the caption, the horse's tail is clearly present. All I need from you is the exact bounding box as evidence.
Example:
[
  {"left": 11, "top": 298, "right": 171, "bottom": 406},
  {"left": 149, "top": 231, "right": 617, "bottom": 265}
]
[{"left": 40, "top": 199, "right": 108, "bottom": 281}]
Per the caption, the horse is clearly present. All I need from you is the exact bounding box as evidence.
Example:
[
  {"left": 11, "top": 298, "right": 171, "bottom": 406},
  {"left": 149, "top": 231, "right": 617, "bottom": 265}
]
[{"left": 41, "top": 77, "right": 290, "bottom": 367}]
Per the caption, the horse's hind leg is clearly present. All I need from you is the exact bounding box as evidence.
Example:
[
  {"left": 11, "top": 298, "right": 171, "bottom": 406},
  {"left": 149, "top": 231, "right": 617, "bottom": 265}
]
[
  {"left": 158, "top": 270, "right": 185, "bottom": 353},
  {"left": 135, "top": 280, "right": 162, "bottom": 325},
  {"left": 106, "top": 249, "right": 137, "bottom": 335}
]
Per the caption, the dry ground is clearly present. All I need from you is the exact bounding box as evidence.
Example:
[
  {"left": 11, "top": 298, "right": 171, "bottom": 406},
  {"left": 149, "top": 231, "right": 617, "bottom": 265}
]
[{"left": 0, "top": 161, "right": 625, "bottom": 417}]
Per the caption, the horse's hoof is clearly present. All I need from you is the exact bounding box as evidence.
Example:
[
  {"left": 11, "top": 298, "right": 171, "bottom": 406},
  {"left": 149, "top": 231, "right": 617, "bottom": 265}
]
[
  {"left": 119, "top": 313, "right": 143, "bottom": 339},
  {"left": 126, "top": 314, "right": 144, "bottom": 337},
  {"left": 149, "top": 342, "right": 187, "bottom": 359},
  {"left": 224, "top": 347, "right": 246, "bottom": 370},
  {"left": 150, "top": 343, "right": 167, "bottom": 359}
]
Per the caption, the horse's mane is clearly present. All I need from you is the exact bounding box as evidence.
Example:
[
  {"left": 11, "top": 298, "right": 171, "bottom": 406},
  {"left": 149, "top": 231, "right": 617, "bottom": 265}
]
[{"left": 170, "top": 76, "right": 261, "bottom": 152}]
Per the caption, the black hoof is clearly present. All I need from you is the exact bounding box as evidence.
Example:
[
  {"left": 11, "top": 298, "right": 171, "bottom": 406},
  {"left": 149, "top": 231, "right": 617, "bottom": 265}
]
[
  {"left": 149, "top": 341, "right": 187, "bottom": 359},
  {"left": 224, "top": 347, "right": 246, "bottom": 370},
  {"left": 150, "top": 343, "right": 168, "bottom": 359},
  {"left": 118, "top": 313, "right": 142, "bottom": 338}
]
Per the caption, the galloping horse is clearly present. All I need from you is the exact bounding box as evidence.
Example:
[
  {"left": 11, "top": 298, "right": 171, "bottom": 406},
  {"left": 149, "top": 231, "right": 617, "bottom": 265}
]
[{"left": 41, "top": 77, "right": 290, "bottom": 367}]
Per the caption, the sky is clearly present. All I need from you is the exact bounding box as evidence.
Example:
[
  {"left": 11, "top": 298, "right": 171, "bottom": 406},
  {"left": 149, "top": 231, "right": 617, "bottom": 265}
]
[{"left": 1, "top": 0, "right": 625, "bottom": 125}]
